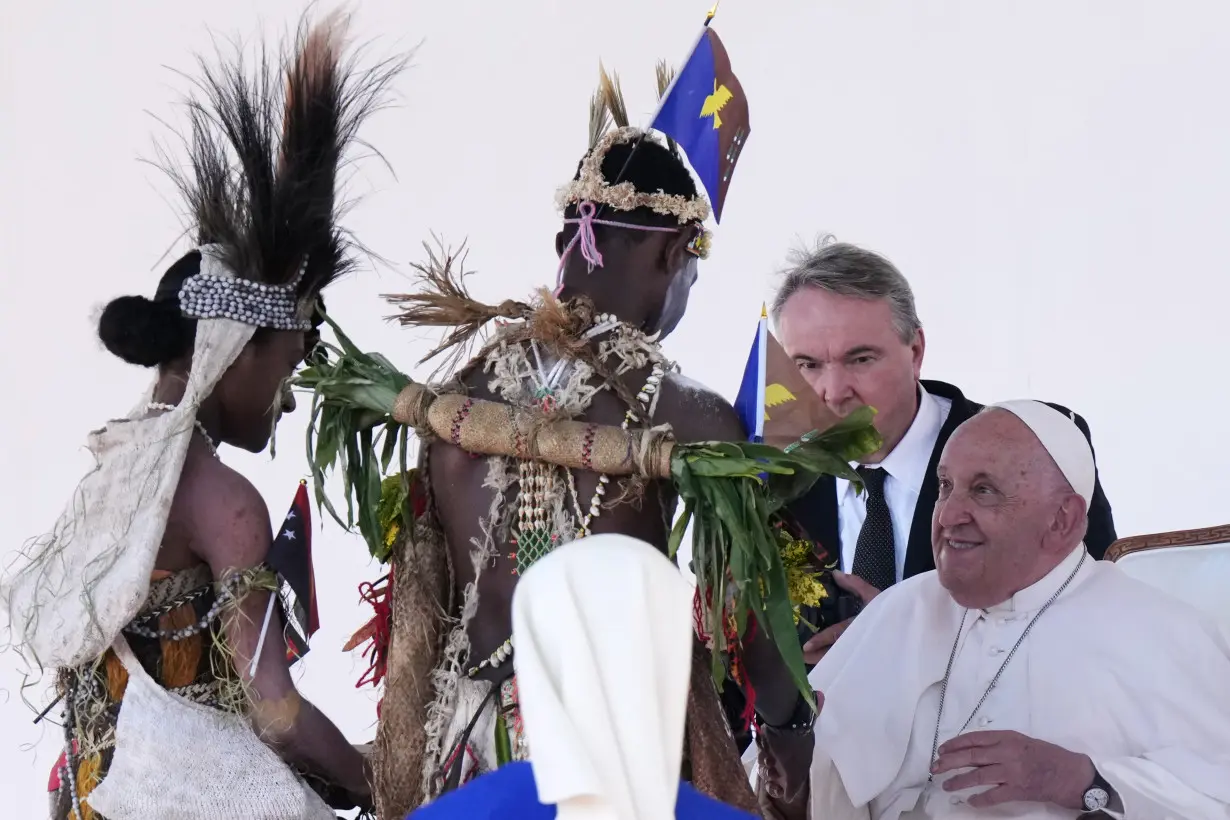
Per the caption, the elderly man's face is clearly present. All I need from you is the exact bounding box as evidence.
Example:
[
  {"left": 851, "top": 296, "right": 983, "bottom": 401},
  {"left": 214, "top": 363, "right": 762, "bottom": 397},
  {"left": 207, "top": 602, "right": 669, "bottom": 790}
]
[
  {"left": 931, "top": 411, "right": 1074, "bottom": 609},
  {"left": 777, "top": 287, "right": 923, "bottom": 462}
]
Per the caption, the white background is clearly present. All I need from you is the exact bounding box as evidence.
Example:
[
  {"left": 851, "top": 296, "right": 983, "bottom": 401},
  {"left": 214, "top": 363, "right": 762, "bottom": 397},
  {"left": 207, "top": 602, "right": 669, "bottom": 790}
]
[{"left": 4, "top": 0, "right": 1229, "bottom": 813}]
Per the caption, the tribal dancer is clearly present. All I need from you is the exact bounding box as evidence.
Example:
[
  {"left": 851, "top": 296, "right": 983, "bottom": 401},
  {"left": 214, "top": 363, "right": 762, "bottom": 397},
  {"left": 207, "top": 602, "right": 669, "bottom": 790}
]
[
  {"left": 421, "top": 84, "right": 748, "bottom": 804},
  {"left": 2, "top": 16, "right": 403, "bottom": 819},
  {"left": 301, "top": 65, "right": 878, "bottom": 818}
]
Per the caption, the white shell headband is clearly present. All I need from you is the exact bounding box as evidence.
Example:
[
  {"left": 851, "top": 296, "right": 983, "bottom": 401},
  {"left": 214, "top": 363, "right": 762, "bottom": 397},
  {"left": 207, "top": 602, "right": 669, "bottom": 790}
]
[
  {"left": 553, "top": 128, "right": 714, "bottom": 293},
  {"left": 555, "top": 127, "right": 713, "bottom": 226},
  {"left": 177, "top": 244, "right": 313, "bottom": 331}
]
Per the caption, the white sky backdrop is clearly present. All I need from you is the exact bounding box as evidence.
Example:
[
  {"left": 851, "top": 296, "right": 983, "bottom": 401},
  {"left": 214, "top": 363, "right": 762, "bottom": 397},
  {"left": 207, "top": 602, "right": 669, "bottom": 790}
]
[{"left": 4, "top": 0, "right": 1230, "bottom": 813}]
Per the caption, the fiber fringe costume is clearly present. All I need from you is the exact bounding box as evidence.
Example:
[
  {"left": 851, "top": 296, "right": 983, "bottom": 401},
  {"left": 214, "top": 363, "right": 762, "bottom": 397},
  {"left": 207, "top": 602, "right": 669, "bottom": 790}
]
[
  {"left": 1, "top": 16, "right": 402, "bottom": 819},
  {"left": 297, "top": 66, "right": 882, "bottom": 819}
]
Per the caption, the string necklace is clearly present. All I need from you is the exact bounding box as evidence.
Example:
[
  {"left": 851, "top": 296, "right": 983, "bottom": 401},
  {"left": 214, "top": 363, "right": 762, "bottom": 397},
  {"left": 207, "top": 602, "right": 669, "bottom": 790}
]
[
  {"left": 927, "top": 550, "right": 1087, "bottom": 782},
  {"left": 146, "top": 402, "right": 219, "bottom": 459}
]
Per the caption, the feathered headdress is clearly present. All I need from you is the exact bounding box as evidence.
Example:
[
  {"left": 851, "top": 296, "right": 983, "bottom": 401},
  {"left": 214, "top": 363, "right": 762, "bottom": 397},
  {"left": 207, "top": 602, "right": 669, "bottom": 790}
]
[
  {"left": 164, "top": 12, "right": 405, "bottom": 329},
  {"left": 0, "top": 13, "right": 407, "bottom": 675},
  {"left": 553, "top": 62, "right": 713, "bottom": 276}
]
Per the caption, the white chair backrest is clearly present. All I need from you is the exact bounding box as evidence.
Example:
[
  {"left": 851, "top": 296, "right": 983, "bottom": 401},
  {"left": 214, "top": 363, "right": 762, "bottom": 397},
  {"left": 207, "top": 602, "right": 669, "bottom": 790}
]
[{"left": 1111, "top": 535, "right": 1230, "bottom": 639}]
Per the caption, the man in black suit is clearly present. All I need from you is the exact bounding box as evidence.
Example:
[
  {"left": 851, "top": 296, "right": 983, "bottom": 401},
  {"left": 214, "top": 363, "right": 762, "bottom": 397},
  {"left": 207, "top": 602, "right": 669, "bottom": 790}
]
[
  {"left": 774, "top": 240, "right": 1117, "bottom": 665},
  {"left": 724, "top": 240, "right": 1117, "bottom": 756}
]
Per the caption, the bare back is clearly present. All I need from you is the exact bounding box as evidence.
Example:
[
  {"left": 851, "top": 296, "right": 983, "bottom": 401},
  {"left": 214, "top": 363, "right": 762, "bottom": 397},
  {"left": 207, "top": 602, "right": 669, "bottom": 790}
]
[{"left": 429, "top": 339, "right": 745, "bottom": 679}]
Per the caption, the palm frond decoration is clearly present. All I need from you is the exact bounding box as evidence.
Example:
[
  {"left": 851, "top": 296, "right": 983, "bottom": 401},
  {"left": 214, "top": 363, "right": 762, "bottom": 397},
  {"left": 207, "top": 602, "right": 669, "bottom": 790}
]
[
  {"left": 598, "top": 62, "right": 629, "bottom": 129},
  {"left": 655, "top": 59, "right": 681, "bottom": 158},
  {"left": 383, "top": 238, "right": 529, "bottom": 378},
  {"left": 588, "top": 84, "right": 612, "bottom": 151},
  {"left": 294, "top": 313, "right": 414, "bottom": 562}
]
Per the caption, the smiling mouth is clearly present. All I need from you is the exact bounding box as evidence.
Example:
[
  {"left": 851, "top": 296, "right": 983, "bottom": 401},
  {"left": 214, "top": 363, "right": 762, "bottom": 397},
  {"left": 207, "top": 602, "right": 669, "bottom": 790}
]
[{"left": 943, "top": 538, "right": 982, "bottom": 551}]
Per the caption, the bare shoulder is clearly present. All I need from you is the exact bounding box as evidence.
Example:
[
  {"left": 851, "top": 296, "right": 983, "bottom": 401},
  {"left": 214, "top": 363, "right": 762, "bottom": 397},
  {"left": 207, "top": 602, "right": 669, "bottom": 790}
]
[
  {"left": 175, "top": 457, "right": 273, "bottom": 577},
  {"left": 658, "top": 372, "right": 746, "bottom": 444}
]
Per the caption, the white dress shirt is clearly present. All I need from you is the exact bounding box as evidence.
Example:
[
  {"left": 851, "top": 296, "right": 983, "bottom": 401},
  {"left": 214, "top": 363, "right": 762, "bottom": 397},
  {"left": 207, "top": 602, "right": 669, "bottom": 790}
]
[{"left": 834, "top": 385, "right": 952, "bottom": 583}]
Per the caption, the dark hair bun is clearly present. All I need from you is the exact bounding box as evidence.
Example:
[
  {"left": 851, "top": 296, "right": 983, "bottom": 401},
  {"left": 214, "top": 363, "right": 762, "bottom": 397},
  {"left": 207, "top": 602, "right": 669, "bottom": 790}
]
[{"left": 98, "top": 295, "right": 193, "bottom": 367}]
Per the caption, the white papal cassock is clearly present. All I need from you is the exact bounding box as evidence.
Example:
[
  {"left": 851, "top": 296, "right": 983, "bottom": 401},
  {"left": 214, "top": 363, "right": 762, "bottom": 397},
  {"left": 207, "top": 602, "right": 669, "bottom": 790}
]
[{"left": 805, "top": 544, "right": 1230, "bottom": 819}]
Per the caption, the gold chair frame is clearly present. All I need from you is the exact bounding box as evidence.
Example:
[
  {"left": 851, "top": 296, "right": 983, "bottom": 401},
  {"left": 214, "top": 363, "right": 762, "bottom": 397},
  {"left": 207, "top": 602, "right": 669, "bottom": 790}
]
[{"left": 1105, "top": 524, "right": 1230, "bottom": 562}]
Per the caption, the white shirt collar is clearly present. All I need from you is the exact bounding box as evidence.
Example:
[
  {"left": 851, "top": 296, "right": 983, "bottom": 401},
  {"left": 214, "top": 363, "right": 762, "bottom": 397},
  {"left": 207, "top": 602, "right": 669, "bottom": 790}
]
[
  {"left": 983, "top": 543, "right": 1090, "bottom": 614},
  {"left": 836, "top": 383, "right": 944, "bottom": 499}
]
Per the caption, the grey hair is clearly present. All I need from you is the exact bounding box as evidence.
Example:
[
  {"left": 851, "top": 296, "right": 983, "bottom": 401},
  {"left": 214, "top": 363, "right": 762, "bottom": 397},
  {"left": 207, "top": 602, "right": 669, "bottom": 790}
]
[{"left": 771, "top": 235, "right": 922, "bottom": 344}]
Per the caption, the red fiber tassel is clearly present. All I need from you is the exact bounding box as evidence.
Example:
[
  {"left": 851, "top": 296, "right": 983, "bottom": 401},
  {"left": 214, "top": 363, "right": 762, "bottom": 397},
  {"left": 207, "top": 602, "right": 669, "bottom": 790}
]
[
  {"left": 692, "top": 586, "right": 710, "bottom": 642},
  {"left": 692, "top": 580, "right": 764, "bottom": 731},
  {"left": 345, "top": 569, "right": 394, "bottom": 691},
  {"left": 740, "top": 679, "right": 757, "bottom": 729}
]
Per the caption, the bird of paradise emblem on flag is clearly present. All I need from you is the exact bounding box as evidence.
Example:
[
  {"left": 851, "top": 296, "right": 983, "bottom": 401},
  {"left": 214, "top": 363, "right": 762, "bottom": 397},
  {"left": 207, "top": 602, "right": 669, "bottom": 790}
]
[
  {"left": 734, "top": 306, "right": 836, "bottom": 447},
  {"left": 651, "top": 12, "right": 749, "bottom": 222}
]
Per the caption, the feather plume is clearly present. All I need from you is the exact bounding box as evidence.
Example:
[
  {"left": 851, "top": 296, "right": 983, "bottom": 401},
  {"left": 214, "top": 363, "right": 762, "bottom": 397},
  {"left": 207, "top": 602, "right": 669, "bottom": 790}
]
[
  {"left": 587, "top": 85, "right": 611, "bottom": 151},
  {"left": 598, "top": 62, "right": 629, "bottom": 129},
  {"left": 655, "top": 60, "right": 676, "bottom": 99},
  {"left": 524, "top": 288, "right": 595, "bottom": 360},
  {"left": 655, "top": 60, "right": 681, "bottom": 158},
  {"left": 159, "top": 12, "right": 408, "bottom": 305},
  {"left": 384, "top": 238, "right": 531, "bottom": 374}
]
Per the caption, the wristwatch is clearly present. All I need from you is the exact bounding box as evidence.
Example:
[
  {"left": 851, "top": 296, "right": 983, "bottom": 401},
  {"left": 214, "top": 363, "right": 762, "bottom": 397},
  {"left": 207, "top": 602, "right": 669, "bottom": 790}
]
[
  {"left": 1082, "top": 769, "right": 1114, "bottom": 812},
  {"left": 754, "top": 692, "right": 817, "bottom": 735}
]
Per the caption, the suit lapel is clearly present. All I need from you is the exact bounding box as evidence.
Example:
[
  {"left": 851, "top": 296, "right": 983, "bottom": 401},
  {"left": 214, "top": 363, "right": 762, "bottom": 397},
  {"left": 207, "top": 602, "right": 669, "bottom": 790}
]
[
  {"left": 787, "top": 380, "right": 984, "bottom": 580},
  {"left": 790, "top": 475, "right": 839, "bottom": 565},
  {"left": 903, "top": 380, "right": 981, "bottom": 578}
]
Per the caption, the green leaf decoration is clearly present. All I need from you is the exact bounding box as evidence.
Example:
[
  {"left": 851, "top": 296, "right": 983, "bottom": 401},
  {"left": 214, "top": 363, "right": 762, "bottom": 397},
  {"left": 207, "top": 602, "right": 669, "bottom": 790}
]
[{"left": 293, "top": 314, "right": 883, "bottom": 704}]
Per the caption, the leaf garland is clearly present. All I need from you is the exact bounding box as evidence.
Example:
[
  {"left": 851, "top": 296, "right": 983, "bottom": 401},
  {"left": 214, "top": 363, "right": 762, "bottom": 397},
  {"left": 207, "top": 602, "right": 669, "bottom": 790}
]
[{"left": 291, "top": 318, "right": 883, "bottom": 704}]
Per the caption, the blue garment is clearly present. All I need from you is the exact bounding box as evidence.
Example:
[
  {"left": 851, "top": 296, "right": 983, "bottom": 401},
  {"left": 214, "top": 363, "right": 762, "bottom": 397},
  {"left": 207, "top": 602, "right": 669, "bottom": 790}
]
[{"left": 407, "top": 762, "right": 758, "bottom": 819}]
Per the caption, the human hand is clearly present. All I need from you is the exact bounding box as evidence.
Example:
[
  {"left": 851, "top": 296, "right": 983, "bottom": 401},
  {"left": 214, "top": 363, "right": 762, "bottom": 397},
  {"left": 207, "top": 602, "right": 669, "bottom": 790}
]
[
  {"left": 802, "top": 572, "right": 880, "bottom": 664},
  {"left": 758, "top": 691, "right": 825, "bottom": 814},
  {"left": 932, "top": 730, "right": 1095, "bottom": 810}
]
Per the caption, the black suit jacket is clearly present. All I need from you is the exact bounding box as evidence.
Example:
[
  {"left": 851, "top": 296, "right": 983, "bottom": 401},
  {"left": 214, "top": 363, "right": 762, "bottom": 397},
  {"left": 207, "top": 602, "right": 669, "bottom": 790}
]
[
  {"left": 788, "top": 379, "right": 1117, "bottom": 576},
  {"left": 721, "top": 381, "right": 1117, "bottom": 752}
]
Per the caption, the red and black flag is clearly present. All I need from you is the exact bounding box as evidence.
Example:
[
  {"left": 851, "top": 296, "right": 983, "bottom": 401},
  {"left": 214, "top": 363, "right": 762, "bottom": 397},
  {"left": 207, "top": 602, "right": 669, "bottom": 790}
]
[{"left": 267, "top": 479, "right": 320, "bottom": 662}]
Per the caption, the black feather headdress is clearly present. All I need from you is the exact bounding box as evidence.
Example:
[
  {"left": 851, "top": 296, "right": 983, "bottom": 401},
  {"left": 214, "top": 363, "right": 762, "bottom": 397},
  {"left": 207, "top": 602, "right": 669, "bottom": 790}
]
[{"left": 163, "top": 11, "right": 405, "bottom": 314}]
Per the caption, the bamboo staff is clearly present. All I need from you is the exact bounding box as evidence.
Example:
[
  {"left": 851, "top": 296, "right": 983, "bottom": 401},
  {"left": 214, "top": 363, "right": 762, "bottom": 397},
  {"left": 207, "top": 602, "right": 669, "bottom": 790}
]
[{"left": 390, "top": 383, "right": 676, "bottom": 479}]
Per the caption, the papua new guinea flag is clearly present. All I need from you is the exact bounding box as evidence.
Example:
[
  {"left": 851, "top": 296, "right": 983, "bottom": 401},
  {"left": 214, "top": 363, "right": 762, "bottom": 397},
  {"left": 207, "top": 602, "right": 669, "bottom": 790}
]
[{"left": 268, "top": 480, "right": 319, "bottom": 662}]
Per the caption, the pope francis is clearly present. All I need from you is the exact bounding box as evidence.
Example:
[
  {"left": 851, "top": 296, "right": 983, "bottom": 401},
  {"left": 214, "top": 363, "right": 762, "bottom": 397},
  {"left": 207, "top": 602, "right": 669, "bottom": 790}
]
[{"left": 756, "top": 400, "right": 1230, "bottom": 820}]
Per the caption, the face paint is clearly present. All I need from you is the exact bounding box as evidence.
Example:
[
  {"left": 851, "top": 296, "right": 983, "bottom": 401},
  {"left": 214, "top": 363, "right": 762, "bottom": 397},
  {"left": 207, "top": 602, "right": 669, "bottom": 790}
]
[{"left": 651, "top": 256, "right": 699, "bottom": 341}]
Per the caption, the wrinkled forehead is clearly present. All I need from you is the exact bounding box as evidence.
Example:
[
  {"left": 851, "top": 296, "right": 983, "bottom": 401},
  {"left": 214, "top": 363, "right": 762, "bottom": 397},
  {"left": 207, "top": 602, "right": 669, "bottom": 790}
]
[
  {"left": 939, "top": 410, "right": 1044, "bottom": 478},
  {"left": 777, "top": 288, "right": 903, "bottom": 353}
]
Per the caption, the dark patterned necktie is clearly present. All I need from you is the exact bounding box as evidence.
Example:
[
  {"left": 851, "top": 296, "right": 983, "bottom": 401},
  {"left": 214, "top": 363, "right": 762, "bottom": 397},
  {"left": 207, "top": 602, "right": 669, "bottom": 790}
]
[{"left": 851, "top": 466, "right": 896, "bottom": 592}]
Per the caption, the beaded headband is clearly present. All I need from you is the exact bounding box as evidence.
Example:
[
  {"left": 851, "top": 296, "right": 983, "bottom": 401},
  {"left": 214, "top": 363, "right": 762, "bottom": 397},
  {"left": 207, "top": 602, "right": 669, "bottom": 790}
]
[{"left": 177, "top": 244, "right": 313, "bottom": 331}]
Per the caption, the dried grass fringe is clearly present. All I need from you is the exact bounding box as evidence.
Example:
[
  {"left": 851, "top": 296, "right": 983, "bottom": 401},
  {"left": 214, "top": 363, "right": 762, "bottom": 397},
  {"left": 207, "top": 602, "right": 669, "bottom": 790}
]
[
  {"left": 62, "top": 565, "right": 272, "bottom": 764},
  {"left": 374, "top": 259, "right": 691, "bottom": 810},
  {"left": 384, "top": 239, "right": 531, "bottom": 379},
  {"left": 372, "top": 447, "right": 453, "bottom": 818},
  {"left": 210, "top": 567, "right": 278, "bottom": 717},
  {"left": 417, "top": 455, "right": 502, "bottom": 797}
]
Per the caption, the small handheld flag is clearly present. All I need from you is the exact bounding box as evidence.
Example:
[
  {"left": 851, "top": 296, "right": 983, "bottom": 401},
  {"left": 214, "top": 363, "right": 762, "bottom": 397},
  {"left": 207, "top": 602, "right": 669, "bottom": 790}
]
[
  {"left": 734, "top": 308, "right": 837, "bottom": 448},
  {"left": 734, "top": 306, "right": 769, "bottom": 441},
  {"left": 651, "top": 16, "right": 749, "bottom": 223},
  {"left": 266, "top": 480, "right": 320, "bottom": 663}
]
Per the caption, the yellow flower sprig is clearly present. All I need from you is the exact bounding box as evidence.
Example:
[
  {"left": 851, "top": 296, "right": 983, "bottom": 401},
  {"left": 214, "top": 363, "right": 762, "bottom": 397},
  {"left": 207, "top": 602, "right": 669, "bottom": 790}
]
[
  {"left": 376, "top": 473, "right": 411, "bottom": 555},
  {"left": 779, "top": 529, "right": 828, "bottom": 626}
]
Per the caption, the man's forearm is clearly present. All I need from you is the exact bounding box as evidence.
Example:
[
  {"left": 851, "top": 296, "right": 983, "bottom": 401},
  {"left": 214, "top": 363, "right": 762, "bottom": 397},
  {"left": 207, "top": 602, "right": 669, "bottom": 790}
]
[
  {"left": 739, "top": 618, "right": 809, "bottom": 726},
  {"left": 738, "top": 621, "right": 817, "bottom": 817},
  {"left": 756, "top": 725, "right": 814, "bottom": 820}
]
